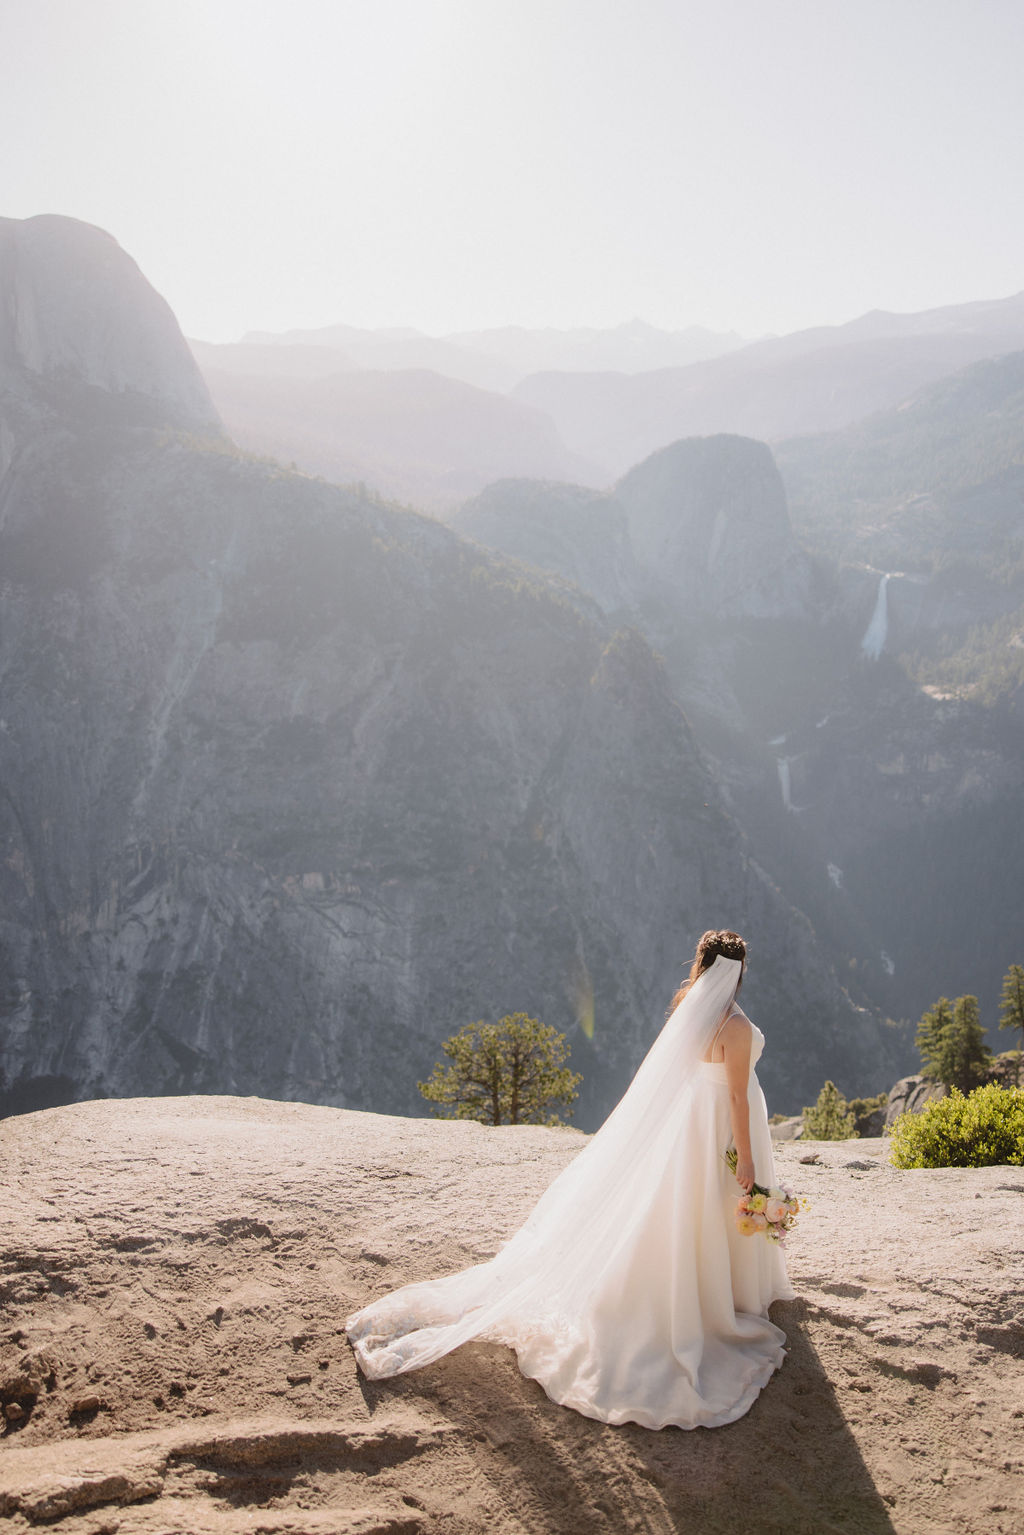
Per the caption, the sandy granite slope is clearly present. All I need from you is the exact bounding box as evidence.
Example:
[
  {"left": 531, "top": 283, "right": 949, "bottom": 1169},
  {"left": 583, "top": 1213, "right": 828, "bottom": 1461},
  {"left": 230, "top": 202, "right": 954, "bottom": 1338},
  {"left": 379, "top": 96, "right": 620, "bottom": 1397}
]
[{"left": 0, "top": 1097, "right": 1021, "bottom": 1535}]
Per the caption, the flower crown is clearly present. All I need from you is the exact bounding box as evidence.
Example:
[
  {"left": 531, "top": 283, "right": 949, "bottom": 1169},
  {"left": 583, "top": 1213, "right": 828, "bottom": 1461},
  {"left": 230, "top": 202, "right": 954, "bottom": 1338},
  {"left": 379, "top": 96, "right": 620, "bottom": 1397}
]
[{"left": 700, "top": 931, "right": 746, "bottom": 963}]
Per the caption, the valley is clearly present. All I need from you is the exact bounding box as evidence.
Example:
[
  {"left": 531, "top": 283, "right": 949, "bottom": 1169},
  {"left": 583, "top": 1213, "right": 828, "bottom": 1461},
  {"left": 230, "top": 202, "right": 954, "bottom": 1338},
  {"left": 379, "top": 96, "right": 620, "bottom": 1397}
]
[{"left": 3, "top": 213, "right": 1023, "bottom": 1132}]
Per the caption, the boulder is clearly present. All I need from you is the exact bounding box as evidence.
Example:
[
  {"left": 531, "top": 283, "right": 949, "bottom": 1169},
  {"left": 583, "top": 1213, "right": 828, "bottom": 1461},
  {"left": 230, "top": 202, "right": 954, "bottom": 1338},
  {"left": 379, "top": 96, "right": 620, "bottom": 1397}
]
[
  {"left": 854, "top": 1106, "right": 887, "bottom": 1138},
  {"left": 885, "top": 1074, "right": 946, "bottom": 1127}
]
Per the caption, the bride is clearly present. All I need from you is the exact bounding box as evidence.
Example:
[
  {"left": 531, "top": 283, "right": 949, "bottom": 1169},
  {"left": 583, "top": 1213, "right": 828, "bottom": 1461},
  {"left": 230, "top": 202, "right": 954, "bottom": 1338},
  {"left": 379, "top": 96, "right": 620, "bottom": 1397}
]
[{"left": 346, "top": 929, "right": 795, "bottom": 1430}]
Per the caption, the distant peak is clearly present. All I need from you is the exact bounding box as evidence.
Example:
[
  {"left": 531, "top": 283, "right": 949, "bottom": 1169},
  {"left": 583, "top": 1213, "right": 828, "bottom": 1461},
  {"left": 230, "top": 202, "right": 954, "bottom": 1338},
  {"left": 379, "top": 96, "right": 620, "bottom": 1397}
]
[{"left": 0, "top": 214, "right": 218, "bottom": 428}]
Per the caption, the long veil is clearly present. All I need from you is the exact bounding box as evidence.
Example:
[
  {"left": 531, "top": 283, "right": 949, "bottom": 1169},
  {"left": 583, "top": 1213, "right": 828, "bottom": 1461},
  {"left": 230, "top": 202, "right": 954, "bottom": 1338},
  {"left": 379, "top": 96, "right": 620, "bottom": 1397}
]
[{"left": 347, "top": 955, "right": 743, "bottom": 1378}]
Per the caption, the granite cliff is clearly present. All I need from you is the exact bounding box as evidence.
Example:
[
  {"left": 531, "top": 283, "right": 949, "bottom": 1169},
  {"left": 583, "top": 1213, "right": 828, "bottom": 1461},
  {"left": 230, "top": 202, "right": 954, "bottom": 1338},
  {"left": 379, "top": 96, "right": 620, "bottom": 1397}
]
[
  {"left": 0, "top": 215, "right": 218, "bottom": 435},
  {"left": 454, "top": 434, "right": 1024, "bottom": 1031},
  {"left": 456, "top": 436, "right": 814, "bottom": 630},
  {"left": 0, "top": 215, "right": 893, "bottom": 1125}
]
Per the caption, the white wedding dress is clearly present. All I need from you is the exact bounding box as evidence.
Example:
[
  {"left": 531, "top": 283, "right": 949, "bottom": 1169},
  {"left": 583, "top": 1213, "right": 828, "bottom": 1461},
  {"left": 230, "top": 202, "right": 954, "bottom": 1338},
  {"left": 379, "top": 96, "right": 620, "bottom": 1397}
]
[{"left": 347, "top": 957, "right": 795, "bottom": 1429}]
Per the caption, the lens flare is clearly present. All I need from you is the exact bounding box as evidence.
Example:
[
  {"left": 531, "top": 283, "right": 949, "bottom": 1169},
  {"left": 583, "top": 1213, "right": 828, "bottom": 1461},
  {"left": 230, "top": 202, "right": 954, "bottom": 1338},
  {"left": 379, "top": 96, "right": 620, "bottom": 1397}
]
[{"left": 574, "top": 968, "right": 595, "bottom": 1041}]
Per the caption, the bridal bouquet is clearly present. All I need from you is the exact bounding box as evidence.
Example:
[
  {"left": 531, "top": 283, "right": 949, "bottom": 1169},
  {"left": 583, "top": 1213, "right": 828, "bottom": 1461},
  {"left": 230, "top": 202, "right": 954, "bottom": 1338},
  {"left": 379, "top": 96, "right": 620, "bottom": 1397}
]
[{"left": 724, "top": 1148, "right": 801, "bottom": 1244}]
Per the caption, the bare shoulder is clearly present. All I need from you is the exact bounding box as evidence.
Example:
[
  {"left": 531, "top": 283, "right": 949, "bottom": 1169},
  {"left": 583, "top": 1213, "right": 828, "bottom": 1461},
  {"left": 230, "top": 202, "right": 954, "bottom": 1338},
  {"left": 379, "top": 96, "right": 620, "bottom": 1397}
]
[{"left": 719, "top": 1009, "right": 752, "bottom": 1046}]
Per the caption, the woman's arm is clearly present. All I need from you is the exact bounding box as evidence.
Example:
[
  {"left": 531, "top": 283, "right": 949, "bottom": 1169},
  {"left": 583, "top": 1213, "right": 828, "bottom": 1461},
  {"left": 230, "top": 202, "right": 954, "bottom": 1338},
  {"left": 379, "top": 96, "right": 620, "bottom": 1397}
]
[{"left": 721, "top": 1014, "right": 754, "bottom": 1193}]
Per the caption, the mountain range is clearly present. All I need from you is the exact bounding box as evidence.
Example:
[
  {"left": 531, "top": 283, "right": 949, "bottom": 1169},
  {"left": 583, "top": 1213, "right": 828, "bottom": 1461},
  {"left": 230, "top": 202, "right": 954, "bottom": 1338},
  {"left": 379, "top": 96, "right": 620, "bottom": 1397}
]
[
  {"left": 192, "top": 292, "right": 1024, "bottom": 507},
  {"left": 4, "top": 212, "right": 1022, "bottom": 1133},
  {"left": 0, "top": 214, "right": 898, "bottom": 1126},
  {"left": 233, "top": 317, "right": 747, "bottom": 389}
]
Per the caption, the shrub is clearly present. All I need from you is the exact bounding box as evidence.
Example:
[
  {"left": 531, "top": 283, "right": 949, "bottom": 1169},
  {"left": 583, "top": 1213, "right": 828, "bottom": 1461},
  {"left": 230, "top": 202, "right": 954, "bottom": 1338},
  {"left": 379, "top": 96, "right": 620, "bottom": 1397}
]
[
  {"left": 802, "top": 1080, "right": 857, "bottom": 1140},
  {"left": 889, "top": 1083, "right": 1024, "bottom": 1169}
]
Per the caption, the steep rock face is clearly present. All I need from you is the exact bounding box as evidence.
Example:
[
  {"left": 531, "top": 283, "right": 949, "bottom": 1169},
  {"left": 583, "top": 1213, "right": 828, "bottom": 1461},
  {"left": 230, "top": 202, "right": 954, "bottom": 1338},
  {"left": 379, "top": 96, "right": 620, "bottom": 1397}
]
[
  {"left": 457, "top": 436, "right": 814, "bottom": 629},
  {"left": 0, "top": 215, "right": 217, "bottom": 430},
  {"left": 0, "top": 219, "right": 899, "bottom": 1122},
  {"left": 779, "top": 351, "right": 1024, "bottom": 652},
  {"left": 0, "top": 219, "right": 903, "bottom": 1123},
  {"left": 453, "top": 434, "right": 1024, "bottom": 1041},
  {"left": 453, "top": 480, "right": 641, "bottom": 616},
  {"left": 779, "top": 349, "right": 1024, "bottom": 572},
  {"left": 0, "top": 415, "right": 892, "bottom": 1123},
  {"left": 615, "top": 436, "right": 813, "bottom": 621},
  {"left": 777, "top": 670, "right": 1024, "bottom": 1020}
]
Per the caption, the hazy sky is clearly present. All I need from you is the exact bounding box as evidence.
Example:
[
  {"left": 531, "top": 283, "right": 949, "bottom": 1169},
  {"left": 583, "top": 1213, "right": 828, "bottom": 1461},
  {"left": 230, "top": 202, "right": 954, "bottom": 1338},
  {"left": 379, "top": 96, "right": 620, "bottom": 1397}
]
[{"left": 3, "top": 0, "right": 1024, "bottom": 342}]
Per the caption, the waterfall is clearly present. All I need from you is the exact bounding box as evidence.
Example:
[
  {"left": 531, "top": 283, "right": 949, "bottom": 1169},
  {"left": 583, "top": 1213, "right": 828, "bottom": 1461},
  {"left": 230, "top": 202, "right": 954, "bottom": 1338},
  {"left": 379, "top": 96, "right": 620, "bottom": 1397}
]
[
  {"left": 777, "top": 757, "right": 793, "bottom": 811},
  {"left": 861, "top": 573, "right": 891, "bottom": 660}
]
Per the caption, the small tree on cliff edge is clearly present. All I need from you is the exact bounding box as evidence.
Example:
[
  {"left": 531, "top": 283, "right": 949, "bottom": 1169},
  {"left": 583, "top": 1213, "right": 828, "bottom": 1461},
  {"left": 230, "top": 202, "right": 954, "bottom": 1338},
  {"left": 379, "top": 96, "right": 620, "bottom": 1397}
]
[
  {"left": 418, "top": 1013, "right": 582, "bottom": 1126},
  {"left": 1000, "top": 964, "right": 1024, "bottom": 1086}
]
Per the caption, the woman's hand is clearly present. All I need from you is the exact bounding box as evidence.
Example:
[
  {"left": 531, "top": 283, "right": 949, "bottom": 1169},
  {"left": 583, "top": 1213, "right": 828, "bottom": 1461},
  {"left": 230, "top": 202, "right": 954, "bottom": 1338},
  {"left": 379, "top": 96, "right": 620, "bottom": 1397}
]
[{"left": 734, "top": 1155, "right": 755, "bottom": 1194}]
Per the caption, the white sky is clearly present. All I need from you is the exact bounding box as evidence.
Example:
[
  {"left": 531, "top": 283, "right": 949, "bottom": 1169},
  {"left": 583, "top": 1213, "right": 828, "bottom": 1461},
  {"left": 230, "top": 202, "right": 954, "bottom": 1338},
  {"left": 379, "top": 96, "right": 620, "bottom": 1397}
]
[{"left": 2, "top": 0, "right": 1023, "bottom": 342}]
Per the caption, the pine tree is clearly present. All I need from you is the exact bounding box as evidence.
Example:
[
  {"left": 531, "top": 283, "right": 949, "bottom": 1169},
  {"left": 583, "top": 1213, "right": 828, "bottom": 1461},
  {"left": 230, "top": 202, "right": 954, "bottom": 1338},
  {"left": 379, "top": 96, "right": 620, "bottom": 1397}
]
[
  {"left": 915, "top": 994, "right": 990, "bottom": 1092},
  {"left": 916, "top": 997, "right": 955, "bottom": 1083},
  {"left": 946, "top": 995, "right": 990, "bottom": 1093},
  {"left": 802, "top": 1080, "right": 857, "bottom": 1140},
  {"left": 999, "top": 964, "right": 1024, "bottom": 1086},
  {"left": 418, "top": 1013, "right": 582, "bottom": 1126}
]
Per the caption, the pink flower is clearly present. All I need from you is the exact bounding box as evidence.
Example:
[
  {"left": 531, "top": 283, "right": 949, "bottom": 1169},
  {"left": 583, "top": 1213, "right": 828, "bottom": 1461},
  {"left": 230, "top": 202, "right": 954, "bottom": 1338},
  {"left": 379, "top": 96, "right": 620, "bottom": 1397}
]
[
  {"left": 765, "top": 1197, "right": 788, "bottom": 1223},
  {"left": 751, "top": 1212, "right": 768, "bottom": 1231},
  {"left": 736, "top": 1213, "right": 759, "bottom": 1236}
]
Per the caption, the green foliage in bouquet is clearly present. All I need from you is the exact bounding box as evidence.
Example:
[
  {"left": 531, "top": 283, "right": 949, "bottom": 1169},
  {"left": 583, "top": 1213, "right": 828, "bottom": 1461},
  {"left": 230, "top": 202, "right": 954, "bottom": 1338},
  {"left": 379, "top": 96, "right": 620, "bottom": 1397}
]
[
  {"left": 802, "top": 1080, "right": 857, "bottom": 1140},
  {"left": 418, "top": 1013, "right": 582, "bottom": 1127},
  {"left": 889, "top": 1083, "right": 1024, "bottom": 1169}
]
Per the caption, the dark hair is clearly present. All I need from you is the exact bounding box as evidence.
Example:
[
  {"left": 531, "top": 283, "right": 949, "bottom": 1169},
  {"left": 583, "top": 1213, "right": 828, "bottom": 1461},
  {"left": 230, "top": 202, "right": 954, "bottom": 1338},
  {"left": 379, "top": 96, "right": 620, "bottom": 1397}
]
[{"left": 668, "top": 929, "right": 747, "bottom": 1014}]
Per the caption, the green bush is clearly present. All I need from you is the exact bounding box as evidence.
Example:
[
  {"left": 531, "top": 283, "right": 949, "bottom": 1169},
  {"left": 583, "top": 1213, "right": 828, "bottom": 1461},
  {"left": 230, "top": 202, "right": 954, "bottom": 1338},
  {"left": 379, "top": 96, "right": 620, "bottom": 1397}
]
[{"left": 890, "top": 1083, "right": 1024, "bottom": 1169}]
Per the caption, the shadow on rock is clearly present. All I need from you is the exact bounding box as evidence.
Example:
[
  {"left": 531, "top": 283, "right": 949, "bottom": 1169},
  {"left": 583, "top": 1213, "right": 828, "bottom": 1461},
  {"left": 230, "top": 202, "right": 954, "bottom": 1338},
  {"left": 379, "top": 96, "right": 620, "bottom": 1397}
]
[
  {"left": 622, "top": 1299, "right": 897, "bottom": 1535},
  {"left": 398, "top": 1301, "right": 898, "bottom": 1535}
]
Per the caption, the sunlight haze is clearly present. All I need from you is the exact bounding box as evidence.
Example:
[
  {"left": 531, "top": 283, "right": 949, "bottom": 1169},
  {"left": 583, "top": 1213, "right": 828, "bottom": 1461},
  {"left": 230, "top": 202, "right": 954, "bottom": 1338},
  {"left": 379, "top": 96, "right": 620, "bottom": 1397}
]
[{"left": 2, "top": 0, "right": 1023, "bottom": 341}]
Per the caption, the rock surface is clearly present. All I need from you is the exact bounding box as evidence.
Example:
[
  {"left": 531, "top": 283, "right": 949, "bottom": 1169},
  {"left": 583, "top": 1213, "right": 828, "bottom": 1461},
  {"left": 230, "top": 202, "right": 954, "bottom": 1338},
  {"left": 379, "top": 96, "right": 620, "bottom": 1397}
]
[
  {"left": 769, "top": 1114, "right": 804, "bottom": 1141},
  {"left": 456, "top": 435, "right": 814, "bottom": 627},
  {"left": 0, "top": 215, "right": 217, "bottom": 432},
  {"left": 453, "top": 442, "right": 1024, "bottom": 1031},
  {"left": 1, "top": 1096, "right": 1022, "bottom": 1534},
  {"left": 886, "top": 1075, "right": 948, "bottom": 1128},
  {"left": 614, "top": 435, "right": 813, "bottom": 622}
]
